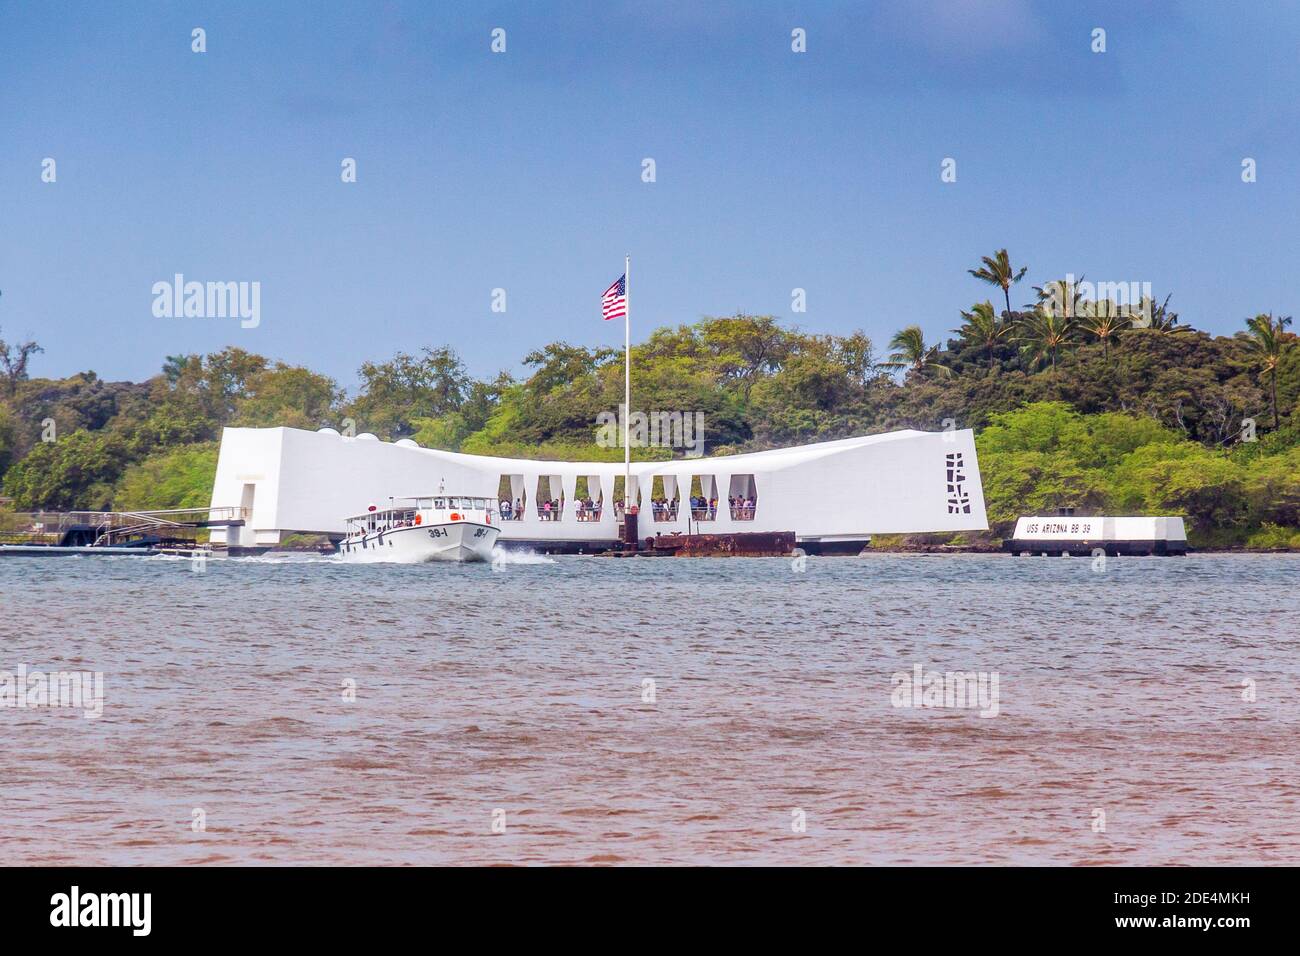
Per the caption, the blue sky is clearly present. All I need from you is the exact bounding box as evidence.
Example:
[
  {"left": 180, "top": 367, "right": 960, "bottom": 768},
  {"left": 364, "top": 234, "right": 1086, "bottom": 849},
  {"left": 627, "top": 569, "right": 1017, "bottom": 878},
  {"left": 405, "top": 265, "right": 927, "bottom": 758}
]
[{"left": 2, "top": 0, "right": 1298, "bottom": 391}]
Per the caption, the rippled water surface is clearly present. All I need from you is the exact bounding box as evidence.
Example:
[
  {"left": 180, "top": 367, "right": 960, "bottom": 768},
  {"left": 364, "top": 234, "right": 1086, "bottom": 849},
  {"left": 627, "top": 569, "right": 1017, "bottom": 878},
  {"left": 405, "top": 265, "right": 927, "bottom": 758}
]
[{"left": 2, "top": 552, "right": 1298, "bottom": 865}]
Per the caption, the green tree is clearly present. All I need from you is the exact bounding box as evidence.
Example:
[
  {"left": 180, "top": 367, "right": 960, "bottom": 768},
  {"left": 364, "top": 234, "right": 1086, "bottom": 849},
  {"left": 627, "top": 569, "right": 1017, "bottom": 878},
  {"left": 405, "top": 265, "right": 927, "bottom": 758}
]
[
  {"left": 0, "top": 402, "right": 16, "bottom": 479},
  {"left": 162, "top": 354, "right": 194, "bottom": 385},
  {"left": 113, "top": 442, "right": 219, "bottom": 510},
  {"left": 1031, "top": 277, "right": 1085, "bottom": 319},
  {"left": 0, "top": 290, "right": 44, "bottom": 397},
  {"left": 234, "top": 363, "right": 343, "bottom": 429},
  {"left": 1080, "top": 300, "right": 1125, "bottom": 362},
  {"left": 968, "top": 249, "right": 1028, "bottom": 320},
  {"left": 201, "top": 347, "right": 268, "bottom": 421},
  {"left": 883, "top": 326, "right": 951, "bottom": 378},
  {"left": 521, "top": 343, "right": 616, "bottom": 399},
  {"left": 954, "top": 301, "right": 1011, "bottom": 371},
  {"left": 834, "top": 331, "right": 878, "bottom": 386},
  {"left": 1111, "top": 442, "right": 1246, "bottom": 538},
  {"left": 696, "top": 314, "right": 793, "bottom": 399},
  {"left": 1139, "top": 294, "right": 1192, "bottom": 334},
  {"left": 1240, "top": 312, "right": 1294, "bottom": 429},
  {"left": 349, "top": 346, "right": 471, "bottom": 438},
  {"left": 1018, "top": 308, "right": 1074, "bottom": 372},
  {"left": 1, "top": 429, "right": 128, "bottom": 510},
  {"left": 1242, "top": 446, "right": 1300, "bottom": 528}
]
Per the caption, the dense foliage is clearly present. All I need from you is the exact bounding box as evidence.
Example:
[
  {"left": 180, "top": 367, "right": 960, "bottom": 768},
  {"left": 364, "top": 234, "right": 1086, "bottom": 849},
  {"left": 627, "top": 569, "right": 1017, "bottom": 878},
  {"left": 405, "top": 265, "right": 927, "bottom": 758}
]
[{"left": 1, "top": 257, "right": 1296, "bottom": 547}]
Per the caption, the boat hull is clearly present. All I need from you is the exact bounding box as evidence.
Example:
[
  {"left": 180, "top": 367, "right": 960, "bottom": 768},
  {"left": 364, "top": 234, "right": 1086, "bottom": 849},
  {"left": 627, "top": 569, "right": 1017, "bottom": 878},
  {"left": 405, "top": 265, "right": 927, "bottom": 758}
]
[{"left": 337, "top": 521, "right": 499, "bottom": 563}]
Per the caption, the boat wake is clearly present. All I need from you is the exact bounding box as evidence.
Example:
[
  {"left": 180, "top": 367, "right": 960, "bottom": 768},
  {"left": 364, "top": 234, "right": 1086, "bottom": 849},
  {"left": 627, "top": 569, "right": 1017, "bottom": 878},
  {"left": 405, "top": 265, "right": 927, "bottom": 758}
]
[
  {"left": 491, "top": 547, "right": 556, "bottom": 566},
  {"left": 239, "top": 552, "right": 343, "bottom": 564}
]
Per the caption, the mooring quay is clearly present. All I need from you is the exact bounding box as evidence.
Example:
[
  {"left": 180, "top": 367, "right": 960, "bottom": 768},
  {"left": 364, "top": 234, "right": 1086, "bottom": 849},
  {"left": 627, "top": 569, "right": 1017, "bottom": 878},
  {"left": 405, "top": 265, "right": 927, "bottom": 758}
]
[
  {"left": 1004, "top": 514, "right": 1188, "bottom": 556},
  {"left": 603, "top": 516, "right": 797, "bottom": 558},
  {"left": 0, "top": 507, "right": 247, "bottom": 556}
]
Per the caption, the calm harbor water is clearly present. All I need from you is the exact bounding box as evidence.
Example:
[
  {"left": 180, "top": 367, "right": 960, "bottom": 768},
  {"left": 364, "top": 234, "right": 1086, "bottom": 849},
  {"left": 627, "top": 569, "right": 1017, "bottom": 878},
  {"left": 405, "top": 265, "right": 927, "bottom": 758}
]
[{"left": 1, "top": 551, "right": 1297, "bottom": 866}]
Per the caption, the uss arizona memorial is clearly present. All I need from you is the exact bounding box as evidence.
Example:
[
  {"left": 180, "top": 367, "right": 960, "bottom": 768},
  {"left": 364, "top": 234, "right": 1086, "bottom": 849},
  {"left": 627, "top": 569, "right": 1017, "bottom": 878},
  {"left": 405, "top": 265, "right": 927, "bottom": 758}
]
[{"left": 207, "top": 425, "right": 990, "bottom": 553}]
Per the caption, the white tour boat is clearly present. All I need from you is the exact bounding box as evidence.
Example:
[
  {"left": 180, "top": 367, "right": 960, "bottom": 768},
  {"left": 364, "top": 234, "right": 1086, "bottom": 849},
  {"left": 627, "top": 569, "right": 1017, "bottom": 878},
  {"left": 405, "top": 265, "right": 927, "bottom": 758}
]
[{"left": 338, "top": 495, "right": 500, "bottom": 563}]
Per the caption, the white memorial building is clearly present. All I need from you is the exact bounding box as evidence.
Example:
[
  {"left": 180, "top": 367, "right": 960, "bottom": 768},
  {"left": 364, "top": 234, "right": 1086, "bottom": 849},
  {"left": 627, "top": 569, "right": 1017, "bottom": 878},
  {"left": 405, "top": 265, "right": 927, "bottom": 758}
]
[{"left": 207, "top": 425, "right": 989, "bottom": 554}]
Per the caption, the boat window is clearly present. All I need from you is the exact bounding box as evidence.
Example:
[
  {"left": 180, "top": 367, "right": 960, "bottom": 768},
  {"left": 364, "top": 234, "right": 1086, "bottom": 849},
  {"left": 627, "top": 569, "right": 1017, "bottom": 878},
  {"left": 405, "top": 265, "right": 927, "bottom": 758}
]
[
  {"left": 433, "top": 498, "right": 447, "bottom": 509},
  {"left": 417, "top": 498, "right": 432, "bottom": 509}
]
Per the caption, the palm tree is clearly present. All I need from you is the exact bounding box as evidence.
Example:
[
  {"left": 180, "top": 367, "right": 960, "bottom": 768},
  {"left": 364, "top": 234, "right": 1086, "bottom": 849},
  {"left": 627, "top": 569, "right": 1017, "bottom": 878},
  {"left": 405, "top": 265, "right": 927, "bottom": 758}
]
[
  {"left": 1032, "top": 276, "right": 1085, "bottom": 319},
  {"left": 1138, "top": 294, "right": 1191, "bottom": 334},
  {"left": 954, "top": 301, "right": 1011, "bottom": 371},
  {"left": 883, "top": 325, "right": 952, "bottom": 377},
  {"left": 1242, "top": 312, "right": 1294, "bottom": 428},
  {"left": 969, "top": 249, "right": 1028, "bottom": 320},
  {"left": 1018, "top": 309, "right": 1074, "bottom": 372},
  {"left": 1080, "top": 299, "right": 1125, "bottom": 362}
]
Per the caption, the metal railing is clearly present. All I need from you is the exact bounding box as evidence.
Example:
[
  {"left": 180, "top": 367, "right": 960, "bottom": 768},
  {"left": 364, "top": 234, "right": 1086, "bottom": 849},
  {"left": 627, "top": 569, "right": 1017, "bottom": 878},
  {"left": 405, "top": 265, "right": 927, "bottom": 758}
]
[
  {"left": 650, "top": 503, "right": 680, "bottom": 522},
  {"left": 0, "top": 507, "right": 248, "bottom": 547},
  {"left": 493, "top": 503, "right": 610, "bottom": 522}
]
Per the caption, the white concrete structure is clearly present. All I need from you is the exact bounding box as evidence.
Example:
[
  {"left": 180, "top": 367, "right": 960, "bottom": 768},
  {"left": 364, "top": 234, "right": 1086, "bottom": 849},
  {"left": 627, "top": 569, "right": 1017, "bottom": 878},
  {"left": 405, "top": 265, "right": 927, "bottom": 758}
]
[
  {"left": 1007, "top": 515, "right": 1188, "bottom": 555},
  {"left": 208, "top": 425, "right": 988, "bottom": 553}
]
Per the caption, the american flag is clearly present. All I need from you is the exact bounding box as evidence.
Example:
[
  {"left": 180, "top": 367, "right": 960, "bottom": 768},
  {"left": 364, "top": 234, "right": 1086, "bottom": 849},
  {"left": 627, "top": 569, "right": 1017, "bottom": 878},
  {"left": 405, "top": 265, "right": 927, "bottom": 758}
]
[{"left": 601, "top": 274, "right": 627, "bottom": 320}]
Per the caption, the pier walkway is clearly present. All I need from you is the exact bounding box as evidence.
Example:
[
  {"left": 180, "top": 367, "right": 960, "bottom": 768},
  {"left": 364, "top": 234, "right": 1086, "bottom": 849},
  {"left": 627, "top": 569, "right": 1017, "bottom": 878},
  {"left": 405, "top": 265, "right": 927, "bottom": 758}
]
[{"left": 0, "top": 507, "right": 247, "bottom": 552}]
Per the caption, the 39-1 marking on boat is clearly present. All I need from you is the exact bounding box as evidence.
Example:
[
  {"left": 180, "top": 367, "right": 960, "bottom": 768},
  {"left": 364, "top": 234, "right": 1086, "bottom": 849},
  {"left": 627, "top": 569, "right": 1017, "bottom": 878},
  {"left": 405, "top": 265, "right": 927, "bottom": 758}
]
[{"left": 339, "top": 494, "right": 500, "bottom": 563}]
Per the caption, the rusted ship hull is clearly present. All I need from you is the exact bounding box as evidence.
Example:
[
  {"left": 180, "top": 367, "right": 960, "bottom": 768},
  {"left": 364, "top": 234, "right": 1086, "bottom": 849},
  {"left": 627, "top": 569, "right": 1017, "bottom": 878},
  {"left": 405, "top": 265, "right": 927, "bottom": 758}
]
[{"left": 632, "top": 530, "right": 797, "bottom": 557}]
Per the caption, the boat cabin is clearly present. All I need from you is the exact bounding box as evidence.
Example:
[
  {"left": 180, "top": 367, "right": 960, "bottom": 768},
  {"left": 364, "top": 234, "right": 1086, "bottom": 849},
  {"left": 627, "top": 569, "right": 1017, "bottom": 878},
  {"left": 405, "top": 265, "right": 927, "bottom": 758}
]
[{"left": 343, "top": 496, "right": 496, "bottom": 538}]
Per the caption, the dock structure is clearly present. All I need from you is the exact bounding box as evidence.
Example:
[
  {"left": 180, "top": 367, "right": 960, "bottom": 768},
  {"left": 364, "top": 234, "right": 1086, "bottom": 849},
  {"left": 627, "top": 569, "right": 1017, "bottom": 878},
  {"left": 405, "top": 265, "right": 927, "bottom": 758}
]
[
  {"left": 1003, "top": 514, "right": 1188, "bottom": 556},
  {"left": 0, "top": 507, "right": 247, "bottom": 555},
  {"left": 206, "top": 424, "right": 990, "bottom": 555},
  {"left": 601, "top": 507, "right": 796, "bottom": 557},
  {"left": 634, "top": 530, "right": 796, "bottom": 558}
]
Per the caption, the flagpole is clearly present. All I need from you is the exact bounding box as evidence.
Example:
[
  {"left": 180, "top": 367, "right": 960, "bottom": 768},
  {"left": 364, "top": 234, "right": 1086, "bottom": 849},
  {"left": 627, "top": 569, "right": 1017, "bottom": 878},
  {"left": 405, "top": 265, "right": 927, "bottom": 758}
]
[{"left": 623, "top": 254, "right": 631, "bottom": 512}]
